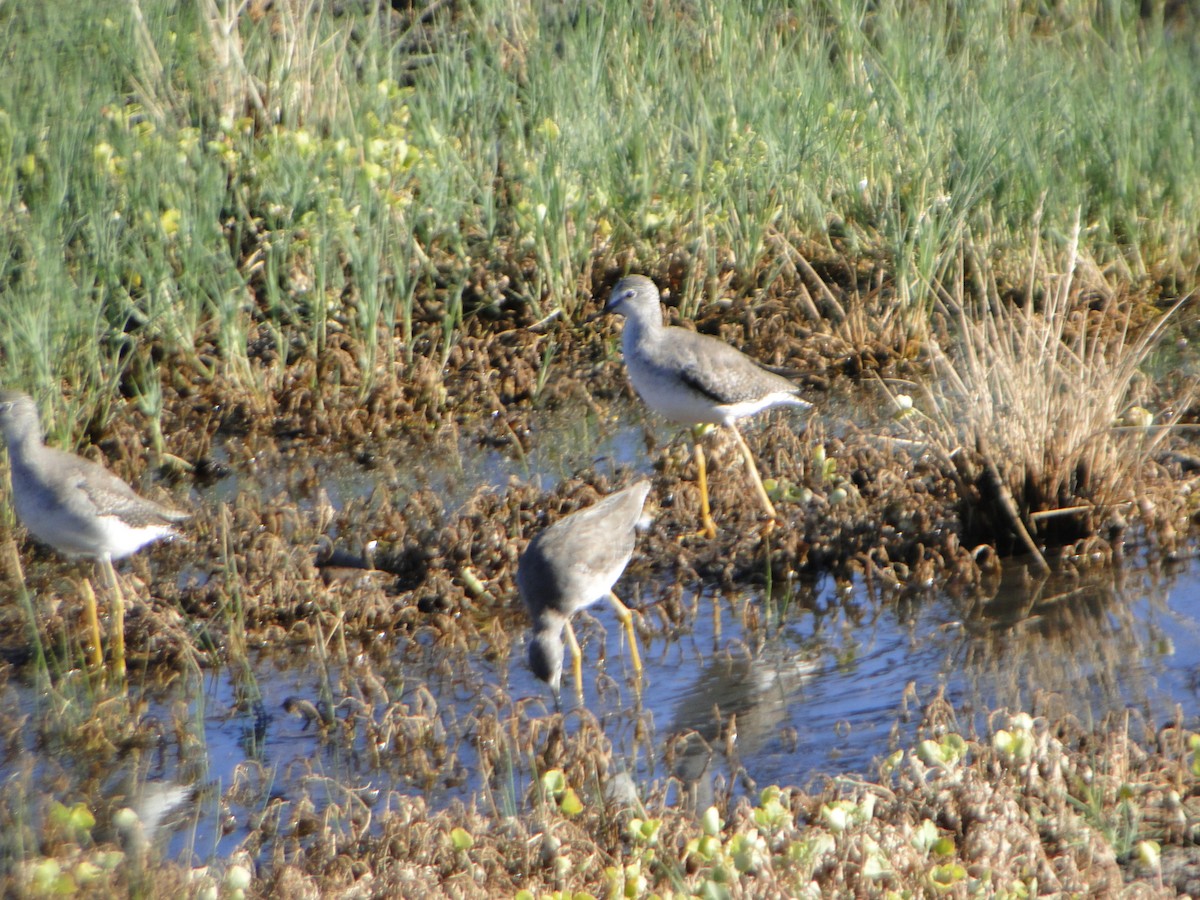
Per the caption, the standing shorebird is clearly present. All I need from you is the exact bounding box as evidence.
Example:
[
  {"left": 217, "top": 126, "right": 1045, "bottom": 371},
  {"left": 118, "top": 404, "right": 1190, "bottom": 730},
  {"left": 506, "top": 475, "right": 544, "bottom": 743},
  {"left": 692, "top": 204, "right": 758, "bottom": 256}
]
[
  {"left": 518, "top": 480, "right": 651, "bottom": 697},
  {"left": 605, "top": 275, "right": 810, "bottom": 538},
  {"left": 0, "top": 391, "right": 188, "bottom": 678}
]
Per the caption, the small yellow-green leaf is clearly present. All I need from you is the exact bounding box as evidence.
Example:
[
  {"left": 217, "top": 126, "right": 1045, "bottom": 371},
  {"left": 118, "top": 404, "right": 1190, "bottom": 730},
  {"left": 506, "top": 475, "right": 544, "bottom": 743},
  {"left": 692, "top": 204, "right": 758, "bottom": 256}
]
[
  {"left": 784, "top": 483, "right": 812, "bottom": 503},
  {"left": 541, "top": 768, "right": 567, "bottom": 798},
  {"left": 30, "top": 858, "right": 62, "bottom": 891},
  {"left": 1135, "top": 840, "right": 1161, "bottom": 869},
  {"left": 993, "top": 730, "right": 1014, "bottom": 755},
  {"left": 623, "top": 861, "right": 646, "bottom": 897},
  {"left": 1008, "top": 712, "right": 1033, "bottom": 732},
  {"left": 1122, "top": 406, "right": 1154, "bottom": 428},
  {"left": 560, "top": 787, "right": 584, "bottom": 816},
  {"left": 695, "top": 834, "right": 722, "bottom": 861},
  {"left": 630, "top": 817, "right": 661, "bottom": 844},
  {"left": 224, "top": 865, "right": 252, "bottom": 891},
  {"left": 912, "top": 818, "right": 939, "bottom": 853},
  {"left": 930, "top": 863, "right": 967, "bottom": 891},
  {"left": 50, "top": 802, "right": 96, "bottom": 839},
  {"left": 932, "top": 837, "right": 956, "bottom": 857},
  {"left": 820, "top": 802, "right": 849, "bottom": 833},
  {"left": 731, "top": 833, "right": 767, "bottom": 873},
  {"left": 160, "top": 208, "right": 181, "bottom": 237},
  {"left": 789, "top": 831, "right": 836, "bottom": 868},
  {"left": 459, "top": 567, "right": 488, "bottom": 597},
  {"left": 918, "top": 734, "right": 967, "bottom": 768},
  {"left": 450, "top": 827, "right": 474, "bottom": 851},
  {"left": 701, "top": 806, "right": 723, "bottom": 836},
  {"left": 72, "top": 860, "right": 102, "bottom": 885},
  {"left": 535, "top": 117, "right": 561, "bottom": 141},
  {"left": 860, "top": 836, "right": 889, "bottom": 879},
  {"left": 66, "top": 804, "right": 95, "bottom": 833},
  {"left": 880, "top": 749, "right": 904, "bottom": 776}
]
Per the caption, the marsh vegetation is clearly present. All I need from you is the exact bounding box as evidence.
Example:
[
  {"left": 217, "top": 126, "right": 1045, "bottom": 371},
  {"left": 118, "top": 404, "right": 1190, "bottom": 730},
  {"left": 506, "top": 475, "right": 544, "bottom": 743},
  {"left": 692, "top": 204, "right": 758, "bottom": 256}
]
[{"left": 1, "top": 0, "right": 1200, "bottom": 895}]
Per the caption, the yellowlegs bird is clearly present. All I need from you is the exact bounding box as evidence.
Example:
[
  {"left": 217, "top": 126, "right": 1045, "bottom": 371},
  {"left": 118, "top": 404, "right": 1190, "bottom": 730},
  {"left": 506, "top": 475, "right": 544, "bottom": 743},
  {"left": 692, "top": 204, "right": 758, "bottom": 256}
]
[
  {"left": 518, "top": 480, "right": 651, "bottom": 696},
  {"left": 0, "top": 391, "right": 188, "bottom": 677},
  {"left": 605, "top": 275, "right": 810, "bottom": 537}
]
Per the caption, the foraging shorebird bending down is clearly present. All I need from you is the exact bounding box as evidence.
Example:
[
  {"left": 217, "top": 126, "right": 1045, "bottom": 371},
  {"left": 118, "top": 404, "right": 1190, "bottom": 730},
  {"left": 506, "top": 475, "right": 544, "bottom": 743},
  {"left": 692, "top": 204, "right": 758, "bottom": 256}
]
[
  {"left": 604, "top": 275, "right": 810, "bottom": 537},
  {"left": 0, "top": 390, "right": 188, "bottom": 677},
  {"left": 518, "top": 480, "right": 651, "bottom": 697}
]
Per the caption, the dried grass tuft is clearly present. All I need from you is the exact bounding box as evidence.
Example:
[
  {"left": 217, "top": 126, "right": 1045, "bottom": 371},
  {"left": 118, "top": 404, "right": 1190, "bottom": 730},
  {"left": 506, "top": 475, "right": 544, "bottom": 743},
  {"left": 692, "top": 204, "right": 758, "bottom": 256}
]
[{"left": 894, "top": 207, "right": 1191, "bottom": 562}]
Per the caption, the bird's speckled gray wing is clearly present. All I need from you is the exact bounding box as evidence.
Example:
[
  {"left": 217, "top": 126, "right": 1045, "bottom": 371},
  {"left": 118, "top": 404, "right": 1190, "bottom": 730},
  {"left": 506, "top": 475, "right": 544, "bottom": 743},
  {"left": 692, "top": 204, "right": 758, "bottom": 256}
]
[
  {"left": 518, "top": 481, "right": 650, "bottom": 620},
  {"left": 667, "top": 329, "right": 802, "bottom": 406},
  {"left": 49, "top": 448, "right": 188, "bottom": 527}
]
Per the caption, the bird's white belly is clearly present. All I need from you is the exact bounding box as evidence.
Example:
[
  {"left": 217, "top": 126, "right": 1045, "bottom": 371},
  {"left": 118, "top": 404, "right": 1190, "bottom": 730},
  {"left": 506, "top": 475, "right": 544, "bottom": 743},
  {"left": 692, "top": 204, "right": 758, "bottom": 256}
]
[
  {"left": 15, "top": 493, "right": 173, "bottom": 560},
  {"left": 563, "top": 554, "right": 631, "bottom": 615},
  {"left": 625, "top": 355, "right": 730, "bottom": 425},
  {"left": 87, "top": 516, "right": 176, "bottom": 560}
]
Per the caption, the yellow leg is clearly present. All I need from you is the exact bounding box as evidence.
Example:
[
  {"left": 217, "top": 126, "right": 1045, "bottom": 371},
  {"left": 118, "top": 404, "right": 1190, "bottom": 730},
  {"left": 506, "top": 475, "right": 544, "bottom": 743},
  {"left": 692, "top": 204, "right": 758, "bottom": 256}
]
[
  {"left": 99, "top": 556, "right": 126, "bottom": 681},
  {"left": 607, "top": 591, "right": 643, "bottom": 676},
  {"left": 78, "top": 578, "right": 105, "bottom": 670},
  {"left": 729, "top": 425, "right": 778, "bottom": 522},
  {"left": 693, "top": 440, "right": 718, "bottom": 539},
  {"left": 563, "top": 619, "right": 583, "bottom": 699}
]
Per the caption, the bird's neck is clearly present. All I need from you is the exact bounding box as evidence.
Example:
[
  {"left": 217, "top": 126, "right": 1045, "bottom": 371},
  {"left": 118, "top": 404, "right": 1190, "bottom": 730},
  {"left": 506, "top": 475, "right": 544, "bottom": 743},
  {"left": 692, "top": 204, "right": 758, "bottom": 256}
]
[
  {"left": 2, "top": 423, "right": 45, "bottom": 468},
  {"left": 621, "top": 304, "right": 665, "bottom": 346},
  {"left": 532, "top": 609, "right": 568, "bottom": 638}
]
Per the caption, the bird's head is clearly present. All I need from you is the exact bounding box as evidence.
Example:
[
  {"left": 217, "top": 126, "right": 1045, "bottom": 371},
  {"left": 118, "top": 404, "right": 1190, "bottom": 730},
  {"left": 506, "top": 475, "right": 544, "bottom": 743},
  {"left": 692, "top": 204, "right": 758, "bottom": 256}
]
[
  {"left": 528, "top": 628, "right": 565, "bottom": 694},
  {"left": 604, "top": 275, "right": 660, "bottom": 319},
  {"left": 0, "top": 391, "right": 40, "bottom": 445}
]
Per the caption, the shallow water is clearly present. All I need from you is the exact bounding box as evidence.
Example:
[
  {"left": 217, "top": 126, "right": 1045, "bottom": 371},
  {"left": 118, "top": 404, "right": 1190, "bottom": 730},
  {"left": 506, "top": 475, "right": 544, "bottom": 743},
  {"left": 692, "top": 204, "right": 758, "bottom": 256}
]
[
  {"left": 4, "top": 398, "right": 1200, "bottom": 869},
  {"left": 142, "top": 548, "right": 1200, "bottom": 865}
]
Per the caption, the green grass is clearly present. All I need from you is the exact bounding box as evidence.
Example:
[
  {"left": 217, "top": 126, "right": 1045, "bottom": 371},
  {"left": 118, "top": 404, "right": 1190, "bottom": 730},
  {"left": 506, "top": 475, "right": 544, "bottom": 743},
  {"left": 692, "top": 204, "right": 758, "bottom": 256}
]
[{"left": 0, "top": 0, "right": 1196, "bottom": 408}]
